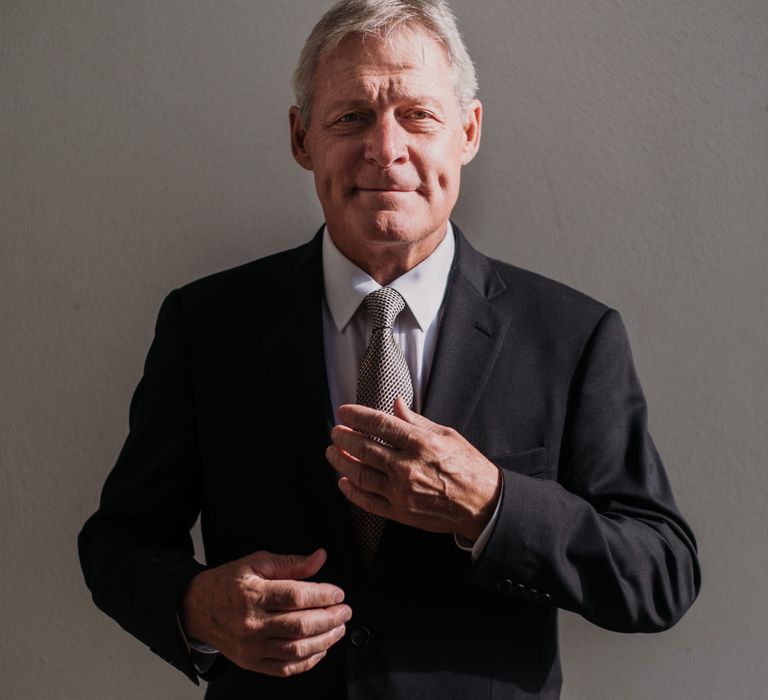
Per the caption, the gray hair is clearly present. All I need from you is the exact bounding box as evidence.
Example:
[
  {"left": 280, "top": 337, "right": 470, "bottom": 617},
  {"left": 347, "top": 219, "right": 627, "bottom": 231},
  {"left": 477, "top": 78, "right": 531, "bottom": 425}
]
[{"left": 292, "top": 0, "right": 478, "bottom": 124}]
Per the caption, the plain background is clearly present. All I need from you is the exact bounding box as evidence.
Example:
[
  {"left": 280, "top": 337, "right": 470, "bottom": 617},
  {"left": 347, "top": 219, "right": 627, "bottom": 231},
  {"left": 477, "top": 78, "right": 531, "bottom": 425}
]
[{"left": 1, "top": 1, "right": 766, "bottom": 698}]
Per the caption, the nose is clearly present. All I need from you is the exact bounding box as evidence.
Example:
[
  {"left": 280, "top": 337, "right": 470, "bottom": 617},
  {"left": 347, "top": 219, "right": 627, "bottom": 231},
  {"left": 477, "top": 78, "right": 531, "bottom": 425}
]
[{"left": 363, "top": 114, "right": 408, "bottom": 168}]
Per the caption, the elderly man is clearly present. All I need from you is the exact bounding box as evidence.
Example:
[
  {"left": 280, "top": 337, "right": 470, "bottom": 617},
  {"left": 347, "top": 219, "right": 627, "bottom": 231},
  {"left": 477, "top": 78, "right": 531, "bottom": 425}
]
[{"left": 79, "top": 1, "right": 700, "bottom": 698}]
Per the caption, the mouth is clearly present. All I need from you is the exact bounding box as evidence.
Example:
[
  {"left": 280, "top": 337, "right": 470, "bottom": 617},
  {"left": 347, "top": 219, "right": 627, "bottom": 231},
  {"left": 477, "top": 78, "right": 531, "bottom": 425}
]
[{"left": 355, "top": 187, "right": 417, "bottom": 194}]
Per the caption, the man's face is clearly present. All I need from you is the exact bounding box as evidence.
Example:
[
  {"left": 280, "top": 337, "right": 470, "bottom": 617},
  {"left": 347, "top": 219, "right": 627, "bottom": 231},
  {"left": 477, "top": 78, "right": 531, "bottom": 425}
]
[{"left": 290, "top": 27, "right": 481, "bottom": 273}]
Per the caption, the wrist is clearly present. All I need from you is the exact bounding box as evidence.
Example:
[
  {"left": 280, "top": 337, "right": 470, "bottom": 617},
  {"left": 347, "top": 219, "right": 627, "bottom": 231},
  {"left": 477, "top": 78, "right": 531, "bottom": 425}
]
[
  {"left": 179, "top": 570, "right": 210, "bottom": 644},
  {"left": 459, "top": 466, "right": 502, "bottom": 542}
]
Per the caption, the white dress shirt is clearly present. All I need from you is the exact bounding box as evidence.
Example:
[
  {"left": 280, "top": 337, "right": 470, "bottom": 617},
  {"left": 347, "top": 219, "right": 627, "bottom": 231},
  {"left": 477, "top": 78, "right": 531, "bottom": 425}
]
[
  {"left": 321, "top": 224, "right": 500, "bottom": 559},
  {"left": 321, "top": 225, "right": 455, "bottom": 414}
]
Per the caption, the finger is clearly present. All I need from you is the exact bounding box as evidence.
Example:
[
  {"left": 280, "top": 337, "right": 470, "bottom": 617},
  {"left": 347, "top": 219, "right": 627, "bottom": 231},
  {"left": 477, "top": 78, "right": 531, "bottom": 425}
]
[
  {"left": 263, "top": 623, "right": 346, "bottom": 661},
  {"left": 248, "top": 548, "right": 328, "bottom": 581},
  {"left": 255, "top": 579, "right": 346, "bottom": 612},
  {"left": 326, "top": 444, "right": 390, "bottom": 495},
  {"left": 330, "top": 425, "right": 394, "bottom": 471},
  {"left": 262, "top": 603, "right": 352, "bottom": 639},
  {"left": 393, "top": 396, "right": 433, "bottom": 428},
  {"left": 259, "top": 650, "right": 328, "bottom": 678},
  {"left": 336, "top": 404, "right": 411, "bottom": 448},
  {"left": 338, "top": 476, "right": 391, "bottom": 516}
]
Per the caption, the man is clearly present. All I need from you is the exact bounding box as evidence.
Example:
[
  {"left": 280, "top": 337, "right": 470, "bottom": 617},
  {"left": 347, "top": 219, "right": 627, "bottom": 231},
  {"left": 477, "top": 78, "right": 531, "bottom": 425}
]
[{"left": 79, "top": 1, "right": 700, "bottom": 698}]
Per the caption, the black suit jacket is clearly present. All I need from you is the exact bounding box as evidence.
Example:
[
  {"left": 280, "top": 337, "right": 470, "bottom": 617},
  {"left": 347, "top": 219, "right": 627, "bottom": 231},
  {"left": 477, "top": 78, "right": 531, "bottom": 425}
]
[{"left": 79, "top": 226, "right": 700, "bottom": 699}]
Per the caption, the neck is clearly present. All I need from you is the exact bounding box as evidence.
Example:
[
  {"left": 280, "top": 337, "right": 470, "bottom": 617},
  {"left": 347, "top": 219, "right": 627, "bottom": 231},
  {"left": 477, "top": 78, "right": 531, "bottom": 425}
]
[{"left": 330, "top": 228, "right": 447, "bottom": 286}]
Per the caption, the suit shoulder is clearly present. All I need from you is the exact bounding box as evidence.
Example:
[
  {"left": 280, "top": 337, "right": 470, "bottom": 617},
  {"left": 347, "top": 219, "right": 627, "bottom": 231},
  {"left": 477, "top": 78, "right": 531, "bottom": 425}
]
[
  {"left": 489, "top": 257, "right": 608, "bottom": 314},
  {"left": 474, "top": 257, "right": 615, "bottom": 350},
  {"left": 171, "top": 237, "right": 318, "bottom": 309}
]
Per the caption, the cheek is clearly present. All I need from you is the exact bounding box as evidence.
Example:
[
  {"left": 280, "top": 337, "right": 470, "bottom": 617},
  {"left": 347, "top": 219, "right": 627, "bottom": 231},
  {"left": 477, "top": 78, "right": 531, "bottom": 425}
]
[
  {"left": 310, "top": 143, "right": 352, "bottom": 182},
  {"left": 315, "top": 164, "right": 344, "bottom": 195},
  {"left": 435, "top": 162, "right": 462, "bottom": 195},
  {"left": 422, "top": 145, "right": 463, "bottom": 193}
]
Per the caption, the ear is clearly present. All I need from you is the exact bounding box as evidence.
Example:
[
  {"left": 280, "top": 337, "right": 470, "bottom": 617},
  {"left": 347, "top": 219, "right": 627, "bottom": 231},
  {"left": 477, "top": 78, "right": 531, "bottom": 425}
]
[
  {"left": 289, "top": 106, "right": 313, "bottom": 171},
  {"left": 459, "top": 99, "right": 483, "bottom": 166}
]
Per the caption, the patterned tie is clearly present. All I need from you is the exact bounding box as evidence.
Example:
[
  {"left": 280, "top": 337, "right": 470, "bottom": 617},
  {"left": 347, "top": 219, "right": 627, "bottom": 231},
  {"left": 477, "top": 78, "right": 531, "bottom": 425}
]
[{"left": 351, "top": 287, "right": 414, "bottom": 566}]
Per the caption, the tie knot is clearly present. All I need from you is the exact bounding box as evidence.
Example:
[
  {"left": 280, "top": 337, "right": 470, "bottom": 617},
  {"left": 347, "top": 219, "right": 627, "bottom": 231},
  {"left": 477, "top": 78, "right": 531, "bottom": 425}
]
[{"left": 362, "top": 287, "right": 406, "bottom": 329}]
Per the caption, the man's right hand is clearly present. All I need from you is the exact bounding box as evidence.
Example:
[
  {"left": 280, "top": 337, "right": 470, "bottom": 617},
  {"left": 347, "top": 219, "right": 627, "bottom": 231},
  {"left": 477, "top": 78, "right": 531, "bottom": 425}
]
[{"left": 180, "top": 548, "right": 351, "bottom": 676}]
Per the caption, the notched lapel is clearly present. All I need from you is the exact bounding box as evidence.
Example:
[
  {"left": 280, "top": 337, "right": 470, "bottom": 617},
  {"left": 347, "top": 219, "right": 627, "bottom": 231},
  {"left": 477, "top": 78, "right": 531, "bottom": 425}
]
[
  {"left": 422, "top": 229, "right": 511, "bottom": 433},
  {"left": 375, "top": 235, "right": 512, "bottom": 578}
]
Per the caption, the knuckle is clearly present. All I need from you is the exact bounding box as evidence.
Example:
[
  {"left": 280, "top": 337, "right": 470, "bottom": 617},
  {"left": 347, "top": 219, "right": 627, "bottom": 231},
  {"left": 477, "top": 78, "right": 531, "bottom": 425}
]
[
  {"left": 359, "top": 441, "right": 374, "bottom": 465},
  {"left": 423, "top": 434, "right": 442, "bottom": 453},
  {"left": 441, "top": 426, "right": 458, "bottom": 441},
  {"left": 381, "top": 450, "right": 395, "bottom": 472},
  {"left": 239, "top": 617, "right": 258, "bottom": 637},
  {"left": 276, "top": 663, "right": 295, "bottom": 678},
  {"left": 289, "top": 585, "right": 308, "bottom": 609},
  {"left": 294, "top": 616, "right": 313, "bottom": 638},
  {"left": 302, "top": 654, "right": 323, "bottom": 673},
  {"left": 396, "top": 425, "right": 411, "bottom": 443},
  {"left": 245, "top": 578, "right": 266, "bottom": 608},
  {"left": 401, "top": 431, "right": 418, "bottom": 451},
  {"left": 288, "top": 639, "right": 308, "bottom": 658},
  {"left": 397, "top": 462, "right": 415, "bottom": 483},
  {"left": 372, "top": 413, "right": 389, "bottom": 435},
  {"left": 249, "top": 550, "right": 269, "bottom": 566}
]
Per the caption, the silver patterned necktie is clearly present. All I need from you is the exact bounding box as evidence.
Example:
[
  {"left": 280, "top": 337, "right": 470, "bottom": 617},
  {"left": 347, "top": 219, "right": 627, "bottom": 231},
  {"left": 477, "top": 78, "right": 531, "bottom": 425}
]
[{"left": 351, "top": 287, "right": 414, "bottom": 566}]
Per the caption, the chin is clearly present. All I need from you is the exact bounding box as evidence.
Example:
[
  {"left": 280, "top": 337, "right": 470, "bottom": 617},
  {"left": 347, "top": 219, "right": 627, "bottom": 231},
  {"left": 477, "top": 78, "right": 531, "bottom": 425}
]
[{"left": 360, "top": 212, "right": 436, "bottom": 246}]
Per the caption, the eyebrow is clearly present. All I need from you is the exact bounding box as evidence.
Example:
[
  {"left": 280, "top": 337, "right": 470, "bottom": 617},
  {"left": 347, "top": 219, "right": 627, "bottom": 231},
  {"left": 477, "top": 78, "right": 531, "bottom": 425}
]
[{"left": 325, "top": 96, "right": 442, "bottom": 112}]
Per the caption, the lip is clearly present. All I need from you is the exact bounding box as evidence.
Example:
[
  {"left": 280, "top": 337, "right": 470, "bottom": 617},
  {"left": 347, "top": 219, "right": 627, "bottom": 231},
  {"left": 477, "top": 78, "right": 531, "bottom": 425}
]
[{"left": 355, "top": 187, "right": 416, "bottom": 193}]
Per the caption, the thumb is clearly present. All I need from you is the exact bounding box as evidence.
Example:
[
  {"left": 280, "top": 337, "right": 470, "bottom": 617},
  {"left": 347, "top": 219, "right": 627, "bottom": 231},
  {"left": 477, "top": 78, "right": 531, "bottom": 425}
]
[
  {"left": 249, "top": 548, "right": 327, "bottom": 581},
  {"left": 393, "top": 396, "right": 432, "bottom": 428}
]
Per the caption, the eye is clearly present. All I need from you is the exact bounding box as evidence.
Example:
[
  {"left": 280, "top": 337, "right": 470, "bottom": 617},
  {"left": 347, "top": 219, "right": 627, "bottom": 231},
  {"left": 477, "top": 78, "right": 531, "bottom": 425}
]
[
  {"left": 337, "top": 112, "right": 364, "bottom": 123},
  {"left": 407, "top": 110, "right": 433, "bottom": 121}
]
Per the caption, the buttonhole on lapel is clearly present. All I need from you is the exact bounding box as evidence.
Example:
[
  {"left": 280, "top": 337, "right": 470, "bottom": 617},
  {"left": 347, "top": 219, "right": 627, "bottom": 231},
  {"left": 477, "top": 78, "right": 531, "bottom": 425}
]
[{"left": 473, "top": 321, "right": 493, "bottom": 338}]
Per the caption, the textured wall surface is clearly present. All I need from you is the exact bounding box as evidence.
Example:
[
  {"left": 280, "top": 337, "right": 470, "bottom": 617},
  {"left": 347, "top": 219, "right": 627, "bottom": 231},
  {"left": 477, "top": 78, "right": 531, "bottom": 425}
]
[{"left": 1, "top": 1, "right": 766, "bottom": 698}]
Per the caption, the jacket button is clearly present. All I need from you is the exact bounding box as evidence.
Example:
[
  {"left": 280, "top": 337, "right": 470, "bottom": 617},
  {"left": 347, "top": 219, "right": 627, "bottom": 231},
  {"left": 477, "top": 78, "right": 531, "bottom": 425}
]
[
  {"left": 522, "top": 587, "right": 539, "bottom": 601},
  {"left": 512, "top": 583, "right": 526, "bottom": 598},
  {"left": 496, "top": 578, "right": 514, "bottom": 593},
  {"left": 349, "top": 626, "right": 371, "bottom": 648},
  {"left": 538, "top": 592, "right": 552, "bottom": 603}
]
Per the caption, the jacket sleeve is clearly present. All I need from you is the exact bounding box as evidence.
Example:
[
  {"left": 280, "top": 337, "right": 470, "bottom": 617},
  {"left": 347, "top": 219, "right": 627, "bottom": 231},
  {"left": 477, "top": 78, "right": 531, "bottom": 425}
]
[
  {"left": 468, "top": 309, "right": 701, "bottom": 632},
  {"left": 78, "top": 290, "right": 205, "bottom": 683}
]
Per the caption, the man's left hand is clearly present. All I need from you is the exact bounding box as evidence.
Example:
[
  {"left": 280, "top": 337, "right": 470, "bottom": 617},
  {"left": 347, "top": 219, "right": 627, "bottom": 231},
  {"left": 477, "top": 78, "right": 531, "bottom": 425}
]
[{"left": 326, "top": 398, "right": 502, "bottom": 542}]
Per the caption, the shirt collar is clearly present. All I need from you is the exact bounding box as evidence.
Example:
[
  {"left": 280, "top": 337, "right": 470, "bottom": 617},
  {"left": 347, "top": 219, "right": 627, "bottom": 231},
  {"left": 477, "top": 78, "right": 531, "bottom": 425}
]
[{"left": 322, "top": 222, "right": 456, "bottom": 332}]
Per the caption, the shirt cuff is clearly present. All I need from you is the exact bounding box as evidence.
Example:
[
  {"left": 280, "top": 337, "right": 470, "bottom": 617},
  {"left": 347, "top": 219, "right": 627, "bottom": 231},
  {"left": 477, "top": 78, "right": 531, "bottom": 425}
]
[
  {"left": 454, "top": 479, "right": 504, "bottom": 560},
  {"left": 177, "top": 614, "right": 220, "bottom": 672}
]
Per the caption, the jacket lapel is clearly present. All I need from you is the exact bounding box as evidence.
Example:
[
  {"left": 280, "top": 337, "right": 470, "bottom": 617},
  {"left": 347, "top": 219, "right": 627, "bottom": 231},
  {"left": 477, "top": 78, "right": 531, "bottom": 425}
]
[
  {"left": 422, "top": 226, "right": 511, "bottom": 433},
  {"left": 374, "top": 227, "right": 512, "bottom": 573}
]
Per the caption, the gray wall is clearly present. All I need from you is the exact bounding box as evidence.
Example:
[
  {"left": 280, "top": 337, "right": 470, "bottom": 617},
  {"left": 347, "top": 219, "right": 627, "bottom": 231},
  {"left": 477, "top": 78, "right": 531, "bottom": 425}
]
[{"left": 1, "top": 1, "right": 765, "bottom": 698}]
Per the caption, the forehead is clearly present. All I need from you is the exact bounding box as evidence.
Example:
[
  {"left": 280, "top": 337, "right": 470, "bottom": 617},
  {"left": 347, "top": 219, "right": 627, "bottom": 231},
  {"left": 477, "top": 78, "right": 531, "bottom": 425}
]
[{"left": 312, "top": 27, "right": 454, "bottom": 106}]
